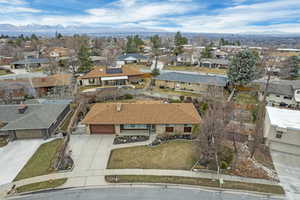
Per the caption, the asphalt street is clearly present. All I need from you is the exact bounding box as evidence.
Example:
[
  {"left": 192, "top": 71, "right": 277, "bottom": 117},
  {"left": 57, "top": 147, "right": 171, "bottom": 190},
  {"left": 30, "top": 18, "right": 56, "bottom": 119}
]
[{"left": 8, "top": 187, "right": 285, "bottom": 200}]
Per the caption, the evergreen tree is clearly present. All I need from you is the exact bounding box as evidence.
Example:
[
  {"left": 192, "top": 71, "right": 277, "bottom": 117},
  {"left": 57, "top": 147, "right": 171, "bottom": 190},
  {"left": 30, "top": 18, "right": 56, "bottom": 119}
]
[
  {"left": 151, "top": 67, "right": 160, "bottom": 76},
  {"left": 31, "top": 34, "right": 38, "bottom": 41},
  {"left": 150, "top": 35, "right": 162, "bottom": 71},
  {"left": 78, "top": 44, "right": 92, "bottom": 73},
  {"left": 125, "top": 36, "right": 138, "bottom": 53},
  {"left": 174, "top": 31, "right": 188, "bottom": 56},
  {"left": 281, "top": 56, "right": 300, "bottom": 79},
  {"left": 228, "top": 50, "right": 259, "bottom": 87},
  {"left": 56, "top": 33, "right": 63, "bottom": 39},
  {"left": 201, "top": 46, "right": 213, "bottom": 58}
]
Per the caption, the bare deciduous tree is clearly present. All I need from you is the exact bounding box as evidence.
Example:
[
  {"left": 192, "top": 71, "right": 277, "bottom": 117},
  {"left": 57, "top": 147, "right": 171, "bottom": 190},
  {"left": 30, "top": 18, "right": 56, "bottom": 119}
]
[{"left": 196, "top": 87, "right": 233, "bottom": 170}]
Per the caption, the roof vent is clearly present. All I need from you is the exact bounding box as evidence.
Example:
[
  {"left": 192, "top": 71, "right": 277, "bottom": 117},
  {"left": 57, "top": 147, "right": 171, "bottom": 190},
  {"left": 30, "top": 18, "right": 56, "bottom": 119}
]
[
  {"left": 116, "top": 104, "right": 122, "bottom": 112},
  {"left": 18, "top": 104, "right": 28, "bottom": 114}
]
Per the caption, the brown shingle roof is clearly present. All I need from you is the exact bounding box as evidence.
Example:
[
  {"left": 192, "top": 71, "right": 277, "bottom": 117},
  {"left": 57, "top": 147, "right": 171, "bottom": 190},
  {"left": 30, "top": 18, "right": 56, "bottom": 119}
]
[
  {"left": 82, "top": 103, "right": 201, "bottom": 125},
  {"left": 0, "top": 74, "right": 72, "bottom": 88},
  {"left": 78, "top": 66, "right": 145, "bottom": 80}
]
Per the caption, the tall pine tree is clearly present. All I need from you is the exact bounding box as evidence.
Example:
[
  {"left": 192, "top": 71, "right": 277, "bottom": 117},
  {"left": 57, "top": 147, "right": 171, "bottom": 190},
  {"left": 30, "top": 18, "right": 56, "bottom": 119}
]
[
  {"left": 78, "top": 44, "right": 92, "bottom": 73},
  {"left": 228, "top": 50, "right": 259, "bottom": 87}
]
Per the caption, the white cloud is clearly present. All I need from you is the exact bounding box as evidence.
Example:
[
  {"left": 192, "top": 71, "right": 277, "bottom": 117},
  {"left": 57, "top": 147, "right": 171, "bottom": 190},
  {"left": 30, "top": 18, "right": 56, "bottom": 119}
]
[
  {"left": 0, "top": 0, "right": 41, "bottom": 13},
  {"left": 0, "top": 0, "right": 300, "bottom": 33},
  {"left": 0, "top": 0, "right": 25, "bottom": 5},
  {"left": 162, "top": 0, "right": 300, "bottom": 33}
]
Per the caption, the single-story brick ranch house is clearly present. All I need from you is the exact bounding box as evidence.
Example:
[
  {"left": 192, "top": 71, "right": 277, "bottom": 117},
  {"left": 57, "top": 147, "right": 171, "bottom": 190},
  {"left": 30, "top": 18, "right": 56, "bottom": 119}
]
[
  {"left": 77, "top": 66, "right": 146, "bottom": 87},
  {"left": 0, "top": 102, "right": 70, "bottom": 140},
  {"left": 153, "top": 72, "right": 228, "bottom": 94},
  {"left": 82, "top": 103, "right": 201, "bottom": 136}
]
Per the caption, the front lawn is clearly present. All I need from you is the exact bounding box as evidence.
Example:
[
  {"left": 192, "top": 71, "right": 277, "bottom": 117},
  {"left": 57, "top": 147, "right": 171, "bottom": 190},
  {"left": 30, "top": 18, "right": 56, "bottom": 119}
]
[
  {"left": 234, "top": 93, "right": 258, "bottom": 105},
  {"left": 151, "top": 87, "right": 199, "bottom": 97},
  {"left": 0, "top": 69, "right": 11, "bottom": 76},
  {"left": 107, "top": 140, "right": 197, "bottom": 170},
  {"left": 16, "top": 178, "right": 67, "bottom": 193},
  {"left": 60, "top": 110, "right": 74, "bottom": 132},
  {"left": 0, "top": 137, "right": 8, "bottom": 147},
  {"left": 14, "top": 139, "right": 63, "bottom": 181},
  {"left": 105, "top": 175, "right": 285, "bottom": 195}
]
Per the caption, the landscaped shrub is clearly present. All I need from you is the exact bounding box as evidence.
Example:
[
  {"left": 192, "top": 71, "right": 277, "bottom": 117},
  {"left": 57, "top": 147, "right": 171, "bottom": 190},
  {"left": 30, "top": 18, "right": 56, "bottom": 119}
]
[
  {"left": 219, "top": 146, "right": 234, "bottom": 166},
  {"left": 169, "top": 99, "right": 182, "bottom": 103},
  {"left": 220, "top": 161, "right": 229, "bottom": 169},
  {"left": 123, "top": 94, "right": 133, "bottom": 99}
]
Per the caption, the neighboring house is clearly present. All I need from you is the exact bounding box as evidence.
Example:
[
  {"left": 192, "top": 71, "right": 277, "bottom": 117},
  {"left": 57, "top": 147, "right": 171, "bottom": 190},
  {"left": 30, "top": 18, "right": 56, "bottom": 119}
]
[
  {"left": 49, "top": 47, "right": 72, "bottom": 58},
  {"left": 10, "top": 58, "right": 50, "bottom": 70},
  {"left": 117, "top": 53, "right": 149, "bottom": 64},
  {"left": 213, "top": 50, "right": 228, "bottom": 59},
  {"left": 255, "top": 80, "right": 300, "bottom": 107},
  {"left": 90, "top": 56, "right": 107, "bottom": 66},
  {"left": 264, "top": 106, "right": 300, "bottom": 155},
  {"left": 0, "top": 73, "right": 73, "bottom": 103},
  {"left": 82, "top": 103, "right": 201, "bottom": 136},
  {"left": 0, "top": 102, "right": 70, "bottom": 140},
  {"left": 77, "top": 66, "right": 145, "bottom": 87},
  {"left": 153, "top": 72, "right": 228, "bottom": 94},
  {"left": 23, "top": 51, "right": 40, "bottom": 60},
  {"left": 177, "top": 53, "right": 197, "bottom": 65},
  {"left": 0, "top": 56, "right": 13, "bottom": 65},
  {"left": 199, "top": 58, "right": 229, "bottom": 69}
]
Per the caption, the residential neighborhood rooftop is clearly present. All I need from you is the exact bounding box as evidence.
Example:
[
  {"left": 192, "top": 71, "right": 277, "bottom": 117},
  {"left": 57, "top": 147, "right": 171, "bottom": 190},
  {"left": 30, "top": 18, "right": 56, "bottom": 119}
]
[
  {"left": 266, "top": 106, "right": 300, "bottom": 131},
  {"left": 11, "top": 58, "right": 50, "bottom": 65},
  {"left": 117, "top": 53, "right": 148, "bottom": 61},
  {"left": 82, "top": 103, "right": 201, "bottom": 125},
  {"left": 154, "top": 72, "right": 228, "bottom": 87},
  {"left": 0, "top": 73, "right": 72, "bottom": 88},
  {"left": 78, "top": 66, "right": 145, "bottom": 79},
  {"left": 0, "top": 103, "right": 69, "bottom": 131}
]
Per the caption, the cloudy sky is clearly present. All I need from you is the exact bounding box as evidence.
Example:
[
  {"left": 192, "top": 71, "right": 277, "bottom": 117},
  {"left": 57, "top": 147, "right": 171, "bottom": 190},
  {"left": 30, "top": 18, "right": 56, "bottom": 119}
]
[{"left": 0, "top": 0, "right": 300, "bottom": 33}]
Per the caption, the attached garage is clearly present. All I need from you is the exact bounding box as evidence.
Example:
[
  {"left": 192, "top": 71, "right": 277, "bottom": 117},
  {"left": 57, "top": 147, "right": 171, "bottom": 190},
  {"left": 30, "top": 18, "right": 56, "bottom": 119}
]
[{"left": 90, "top": 125, "right": 115, "bottom": 134}]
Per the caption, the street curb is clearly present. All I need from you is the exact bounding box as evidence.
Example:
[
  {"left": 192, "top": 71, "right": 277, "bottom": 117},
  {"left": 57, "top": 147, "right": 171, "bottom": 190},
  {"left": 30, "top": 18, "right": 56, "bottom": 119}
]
[{"left": 8, "top": 183, "right": 285, "bottom": 199}]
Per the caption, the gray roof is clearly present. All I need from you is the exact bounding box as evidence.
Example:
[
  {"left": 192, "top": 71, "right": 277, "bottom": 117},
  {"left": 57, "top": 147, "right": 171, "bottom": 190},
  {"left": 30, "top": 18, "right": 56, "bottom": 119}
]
[
  {"left": 254, "top": 79, "right": 300, "bottom": 96},
  {"left": 11, "top": 58, "right": 49, "bottom": 65},
  {"left": 0, "top": 103, "right": 69, "bottom": 131},
  {"left": 117, "top": 53, "right": 148, "bottom": 61},
  {"left": 154, "top": 72, "right": 228, "bottom": 87},
  {"left": 200, "top": 58, "right": 229, "bottom": 65}
]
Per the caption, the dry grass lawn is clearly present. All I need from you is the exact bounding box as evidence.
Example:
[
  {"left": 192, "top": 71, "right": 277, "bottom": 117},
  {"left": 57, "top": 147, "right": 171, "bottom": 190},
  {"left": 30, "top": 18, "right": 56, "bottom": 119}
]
[
  {"left": 107, "top": 140, "right": 197, "bottom": 170},
  {"left": 16, "top": 178, "right": 67, "bottom": 193},
  {"left": 14, "top": 139, "right": 63, "bottom": 181},
  {"left": 106, "top": 175, "right": 285, "bottom": 195}
]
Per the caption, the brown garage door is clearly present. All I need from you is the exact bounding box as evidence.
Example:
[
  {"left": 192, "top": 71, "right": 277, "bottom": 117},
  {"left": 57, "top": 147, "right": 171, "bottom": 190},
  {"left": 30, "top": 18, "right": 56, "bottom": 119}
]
[{"left": 90, "top": 125, "right": 115, "bottom": 134}]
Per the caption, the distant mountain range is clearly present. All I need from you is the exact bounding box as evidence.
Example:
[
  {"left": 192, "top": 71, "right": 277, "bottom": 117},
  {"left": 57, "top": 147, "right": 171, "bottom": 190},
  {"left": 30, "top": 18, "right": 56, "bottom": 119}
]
[
  {"left": 0, "top": 24, "right": 166, "bottom": 36},
  {"left": 0, "top": 24, "right": 300, "bottom": 38}
]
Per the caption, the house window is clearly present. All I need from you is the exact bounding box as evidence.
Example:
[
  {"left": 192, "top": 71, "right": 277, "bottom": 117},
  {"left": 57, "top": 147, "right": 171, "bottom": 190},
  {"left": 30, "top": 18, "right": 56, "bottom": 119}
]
[
  {"left": 166, "top": 127, "right": 174, "bottom": 132},
  {"left": 276, "top": 131, "right": 283, "bottom": 139},
  {"left": 89, "top": 79, "right": 95, "bottom": 84},
  {"left": 122, "top": 124, "right": 148, "bottom": 130},
  {"left": 184, "top": 124, "right": 192, "bottom": 133},
  {"left": 165, "top": 124, "right": 175, "bottom": 132},
  {"left": 284, "top": 96, "right": 292, "bottom": 100}
]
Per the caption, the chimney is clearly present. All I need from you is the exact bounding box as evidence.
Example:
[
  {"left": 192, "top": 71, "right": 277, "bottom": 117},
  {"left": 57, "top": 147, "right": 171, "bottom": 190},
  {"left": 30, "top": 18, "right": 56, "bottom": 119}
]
[
  {"left": 116, "top": 103, "right": 122, "bottom": 112},
  {"left": 18, "top": 104, "right": 28, "bottom": 114}
]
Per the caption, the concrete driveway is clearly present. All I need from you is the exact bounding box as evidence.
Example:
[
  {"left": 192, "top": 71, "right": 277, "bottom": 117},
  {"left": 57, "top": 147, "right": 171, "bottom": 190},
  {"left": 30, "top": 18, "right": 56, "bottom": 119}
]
[
  {"left": 69, "top": 135, "right": 115, "bottom": 172},
  {"left": 0, "top": 139, "right": 45, "bottom": 185},
  {"left": 271, "top": 151, "right": 300, "bottom": 200}
]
